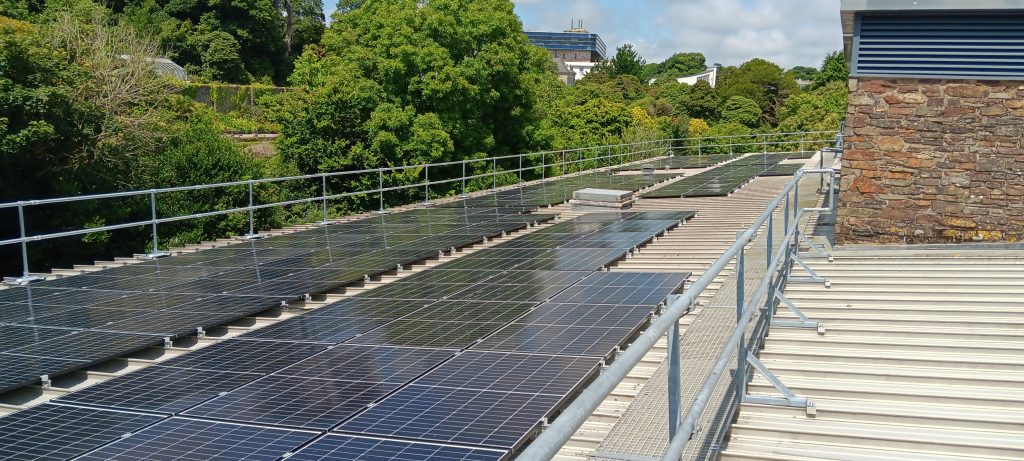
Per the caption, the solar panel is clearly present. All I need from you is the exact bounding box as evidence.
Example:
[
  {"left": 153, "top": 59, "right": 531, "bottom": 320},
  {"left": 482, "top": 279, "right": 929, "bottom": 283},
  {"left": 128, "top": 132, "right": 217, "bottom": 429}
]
[
  {"left": 55, "top": 366, "right": 262, "bottom": 414},
  {"left": 547, "top": 271, "right": 688, "bottom": 306},
  {"left": 287, "top": 434, "right": 507, "bottom": 461},
  {"left": 0, "top": 325, "right": 78, "bottom": 352},
  {"left": 75, "top": 417, "right": 317, "bottom": 461},
  {"left": 0, "top": 354, "right": 87, "bottom": 391},
  {"left": 156, "top": 339, "right": 327, "bottom": 374},
  {"left": 183, "top": 375, "right": 399, "bottom": 430},
  {"left": 275, "top": 345, "right": 454, "bottom": 382},
  {"left": 306, "top": 298, "right": 435, "bottom": 319},
  {"left": 414, "top": 351, "right": 599, "bottom": 396},
  {"left": 14, "top": 307, "right": 143, "bottom": 330},
  {"left": 5, "top": 331, "right": 162, "bottom": 367},
  {"left": 97, "top": 310, "right": 241, "bottom": 337},
  {"left": 519, "top": 303, "right": 656, "bottom": 329},
  {"left": 472, "top": 323, "right": 635, "bottom": 358},
  {"left": 237, "top": 316, "right": 391, "bottom": 344},
  {"left": 348, "top": 320, "right": 507, "bottom": 349},
  {"left": 0, "top": 403, "right": 163, "bottom": 461},
  {"left": 336, "top": 385, "right": 562, "bottom": 449},
  {"left": 401, "top": 301, "right": 536, "bottom": 323}
]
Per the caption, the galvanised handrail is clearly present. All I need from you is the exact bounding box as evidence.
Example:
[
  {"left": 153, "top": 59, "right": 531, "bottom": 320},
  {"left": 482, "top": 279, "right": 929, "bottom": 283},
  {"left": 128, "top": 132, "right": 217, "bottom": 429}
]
[
  {"left": 515, "top": 150, "right": 842, "bottom": 460},
  {"left": 2, "top": 131, "right": 836, "bottom": 283}
]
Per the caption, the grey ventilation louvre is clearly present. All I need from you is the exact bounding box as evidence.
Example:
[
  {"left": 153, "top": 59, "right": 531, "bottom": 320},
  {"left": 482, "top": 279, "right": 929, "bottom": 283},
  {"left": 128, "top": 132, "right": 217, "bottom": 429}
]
[{"left": 854, "top": 13, "right": 1024, "bottom": 80}]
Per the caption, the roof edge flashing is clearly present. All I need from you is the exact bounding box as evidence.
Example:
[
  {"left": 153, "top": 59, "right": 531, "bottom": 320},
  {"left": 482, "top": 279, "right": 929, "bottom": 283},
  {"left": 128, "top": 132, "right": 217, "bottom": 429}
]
[{"left": 842, "top": 0, "right": 1024, "bottom": 12}]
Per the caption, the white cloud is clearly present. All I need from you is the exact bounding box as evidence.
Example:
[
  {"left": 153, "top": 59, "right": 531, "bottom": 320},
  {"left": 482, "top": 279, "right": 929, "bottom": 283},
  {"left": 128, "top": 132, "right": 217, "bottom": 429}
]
[{"left": 514, "top": 0, "right": 842, "bottom": 69}]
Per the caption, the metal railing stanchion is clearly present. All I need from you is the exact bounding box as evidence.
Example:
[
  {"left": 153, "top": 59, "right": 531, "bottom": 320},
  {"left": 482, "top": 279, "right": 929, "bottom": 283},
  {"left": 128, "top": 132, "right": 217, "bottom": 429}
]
[
  {"left": 147, "top": 191, "right": 170, "bottom": 257},
  {"left": 320, "top": 175, "right": 329, "bottom": 225},
  {"left": 668, "top": 319, "right": 681, "bottom": 438},
  {"left": 378, "top": 169, "right": 386, "bottom": 213},
  {"left": 13, "top": 204, "right": 43, "bottom": 283},
  {"left": 735, "top": 230, "right": 747, "bottom": 412}
]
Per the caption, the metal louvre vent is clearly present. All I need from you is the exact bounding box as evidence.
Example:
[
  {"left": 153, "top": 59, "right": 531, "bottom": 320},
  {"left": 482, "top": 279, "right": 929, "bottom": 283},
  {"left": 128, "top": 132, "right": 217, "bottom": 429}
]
[{"left": 855, "top": 13, "right": 1024, "bottom": 80}]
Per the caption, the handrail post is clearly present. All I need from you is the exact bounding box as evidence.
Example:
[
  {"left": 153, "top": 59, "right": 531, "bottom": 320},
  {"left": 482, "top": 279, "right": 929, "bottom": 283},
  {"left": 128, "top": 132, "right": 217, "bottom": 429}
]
[
  {"left": 378, "top": 169, "right": 385, "bottom": 213},
  {"left": 784, "top": 193, "right": 791, "bottom": 230},
  {"left": 424, "top": 165, "right": 430, "bottom": 205},
  {"left": 541, "top": 152, "right": 546, "bottom": 181},
  {"left": 668, "top": 319, "right": 681, "bottom": 439},
  {"left": 246, "top": 181, "right": 256, "bottom": 238},
  {"left": 794, "top": 181, "right": 800, "bottom": 222},
  {"left": 735, "top": 230, "right": 747, "bottom": 412},
  {"left": 17, "top": 204, "right": 34, "bottom": 281},
  {"left": 321, "top": 175, "right": 328, "bottom": 225},
  {"left": 519, "top": 154, "right": 523, "bottom": 186},
  {"left": 461, "top": 161, "right": 469, "bottom": 197},
  {"left": 766, "top": 214, "right": 773, "bottom": 268},
  {"left": 145, "top": 191, "right": 170, "bottom": 257},
  {"left": 492, "top": 157, "right": 497, "bottom": 191}
]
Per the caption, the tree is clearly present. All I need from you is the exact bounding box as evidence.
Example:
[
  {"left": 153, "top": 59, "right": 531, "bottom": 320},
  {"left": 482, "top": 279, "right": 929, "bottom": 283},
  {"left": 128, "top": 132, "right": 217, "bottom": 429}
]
[
  {"left": 655, "top": 52, "right": 706, "bottom": 80},
  {"left": 777, "top": 80, "right": 847, "bottom": 133},
  {"left": 681, "top": 80, "right": 720, "bottom": 121},
  {"left": 787, "top": 66, "right": 819, "bottom": 82},
  {"left": 814, "top": 51, "right": 848, "bottom": 89},
  {"left": 281, "top": 0, "right": 552, "bottom": 176},
  {"left": 720, "top": 96, "right": 761, "bottom": 128},
  {"left": 717, "top": 58, "right": 798, "bottom": 126},
  {"left": 609, "top": 43, "right": 646, "bottom": 79}
]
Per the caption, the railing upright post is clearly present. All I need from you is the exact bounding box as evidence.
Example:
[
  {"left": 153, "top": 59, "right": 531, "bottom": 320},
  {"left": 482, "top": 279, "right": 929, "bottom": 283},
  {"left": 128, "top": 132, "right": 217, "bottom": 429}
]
[
  {"left": 246, "top": 181, "right": 255, "bottom": 237},
  {"left": 461, "top": 161, "right": 468, "bottom": 197},
  {"left": 519, "top": 154, "right": 523, "bottom": 186},
  {"left": 424, "top": 165, "right": 430, "bottom": 205},
  {"left": 784, "top": 192, "right": 791, "bottom": 231},
  {"left": 794, "top": 181, "right": 800, "bottom": 223},
  {"left": 17, "top": 203, "right": 31, "bottom": 279},
  {"left": 735, "top": 230, "right": 747, "bottom": 411},
  {"left": 378, "top": 169, "right": 385, "bottom": 213},
  {"left": 668, "top": 319, "right": 681, "bottom": 439},
  {"left": 766, "top": 213, "right": 773, "bottom": 268},
  {"left": 541, "top": 153, "right": 546, "bottom": 181},
  {"left": 321, "top": 175, "right": 328, "bottom": 225},
  {"left": 147, "top": 191, "right": 168, "bottom": 257},
  {"left": 492, "top": 157, "right": 497, "bottom": 191}
]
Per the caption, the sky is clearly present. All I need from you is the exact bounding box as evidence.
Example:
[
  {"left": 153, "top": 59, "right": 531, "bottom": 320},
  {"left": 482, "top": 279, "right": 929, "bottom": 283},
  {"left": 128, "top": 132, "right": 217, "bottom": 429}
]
[{"left": 513, "top": 0, "right": 843, "bottom": 69}]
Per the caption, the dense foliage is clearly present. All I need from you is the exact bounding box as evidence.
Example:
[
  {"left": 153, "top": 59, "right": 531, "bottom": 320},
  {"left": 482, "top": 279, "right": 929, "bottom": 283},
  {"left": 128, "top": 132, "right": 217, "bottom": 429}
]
[{"left": 0, "top": 0, "right": 849, "bottom": 276}]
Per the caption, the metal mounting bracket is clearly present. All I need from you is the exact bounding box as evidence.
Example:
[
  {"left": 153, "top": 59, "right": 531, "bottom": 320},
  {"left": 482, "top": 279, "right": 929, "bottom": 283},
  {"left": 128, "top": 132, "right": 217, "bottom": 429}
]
[
  {"left": 163, "top": 337, "right": 173, "bottom": 347},
  {"left": 40, "top": 375, "right": 51, "bottom": 389},
  {"left": 196, "top": 327, "right": 206, "bottom": 339},
  {"left": 799, "top": 234, "right": 830, "bottom": 259},
  {"left": 771, "top": 288, "right": 825, "bottom": 333},
  {"left": 788, "top": 252, "right": 829, "bottom": 287},
  {"left": 742, "top": 352, "right": 815, "bottom": 413}
]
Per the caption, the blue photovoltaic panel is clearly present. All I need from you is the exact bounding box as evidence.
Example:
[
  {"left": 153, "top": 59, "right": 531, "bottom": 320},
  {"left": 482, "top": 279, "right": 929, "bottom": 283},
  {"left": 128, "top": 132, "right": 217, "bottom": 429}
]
[
  {"left": 236, "top": 315, "right": 391, "bottom": 344},
  {"left": 0, "top": 354, "right": 88, "bottom": 391},
  {"left": 275, "top": 345, "right": 455, "bottom": 383},
  {"left": 472, "top": 323, "right": 634, "bottom": 358},
  {"left": 516, "top": 303, "right": 655, "bottom": 329},
  {"left": 413, "top": 351, "right": 599, "bottom": 396},
  {"left": 0, "top": 403, "right": 163, "bottom": 461},
  {"left": 55, "top": 366, "right": 262, "bottom": 414},
  {"left": 75, "top": 417, "right": 317, "bottom": 461},
  {"left": 347, "top": 320, "right": 508, "bottom": 349},
  {"left": 183, "top": 375, "right": 399, "bottom": 430},
  {"left": 547, "top": 271, "right": 688, "bottom": 306},
  {"left": 0, "top": 325, "right": 78, "bottom": 352},
  {"left": 337, "top": 385, "right": 562, "bottom": 450},
  {"left": 156, "top": 339, "right": 327, "bottom": 374},
  {"left": 288, "top": 434, "right": 507, "bottom": 461}
]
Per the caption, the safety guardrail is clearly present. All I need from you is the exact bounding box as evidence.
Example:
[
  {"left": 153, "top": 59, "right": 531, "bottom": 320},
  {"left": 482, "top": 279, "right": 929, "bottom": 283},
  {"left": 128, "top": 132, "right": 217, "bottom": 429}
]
[
  {"left": 516, "top": 145, "right": 843, "bottom": 461},
  {"left": 1, "top": 131, "right": 837, "bottom": 284}
]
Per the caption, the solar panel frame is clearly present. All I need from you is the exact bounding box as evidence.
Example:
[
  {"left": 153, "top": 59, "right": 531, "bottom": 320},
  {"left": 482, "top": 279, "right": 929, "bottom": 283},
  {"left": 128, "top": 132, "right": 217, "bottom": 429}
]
[
  {"left": 274, "top": 345, "right": 455, "bottom": 383},
  {"left": 472, "top": 323, "right": 637, "bottom": 358},
  {"left": 336, "top": 385, "right": 562, "bottom": 450},
  {"left": 54, "top": 366, "right": 262, "bottom": 414},
  {"left": 183, "top": 375, "right": 400, "bottom": 430},
  {"left": 286, "top": 434, "right": 508, "bottom": 461},
  {"left": 412, "top": 351, "right": 600, "bottom": 396},
  {"left": 156, "top": 339, "right": 327, "bottom": 374},
  {"left": 236, "top": 315, "right": 392, "bottom": 345},
  {"left": 74, "top": 417, "right": 317, "bottom": 461},
  {"left": 346, "top": 320, "right": 508, "bottom": 349},
  {"left": 0, "top": 403, "right": 164, "bottom": 461}
]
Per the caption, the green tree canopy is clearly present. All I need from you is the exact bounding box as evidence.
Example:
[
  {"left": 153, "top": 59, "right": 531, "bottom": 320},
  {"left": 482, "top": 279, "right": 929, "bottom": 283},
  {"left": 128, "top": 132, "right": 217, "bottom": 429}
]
[
  {"left": 609, "top": 43, "right": 646, "bottom": 79},
  {"left": 720, "top": 95, "right": 762, "bottom": 128},
  {"left": 680, "top": 80, "right": 720, "bottom": 121},
  {"left": 813, "top": 51, "right": 849, "bottom": 89},
  {"left": 787, "top": 65, "right": 819, "bottom": 82},
  {"left": 717, "top": 58, "right": 798, "bottom": 126},
  {"left": 653, "top": 52, "right": 706, "bottom": 80},
  {"left": 281, "top": 0, "right": 552, "bottom": 175}
]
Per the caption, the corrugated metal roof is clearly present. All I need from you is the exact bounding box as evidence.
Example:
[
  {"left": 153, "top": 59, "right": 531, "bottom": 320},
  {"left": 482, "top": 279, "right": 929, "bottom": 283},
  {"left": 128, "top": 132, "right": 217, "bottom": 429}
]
[{"left": 722, "top": 245, "right": 1024, "bottom": 460}]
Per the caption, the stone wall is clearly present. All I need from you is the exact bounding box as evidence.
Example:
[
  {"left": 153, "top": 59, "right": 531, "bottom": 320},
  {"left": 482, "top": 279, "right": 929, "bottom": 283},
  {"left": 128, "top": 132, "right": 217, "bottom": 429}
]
[{"left": 837, "top": 78, "right": 1024, "bottom": 244}]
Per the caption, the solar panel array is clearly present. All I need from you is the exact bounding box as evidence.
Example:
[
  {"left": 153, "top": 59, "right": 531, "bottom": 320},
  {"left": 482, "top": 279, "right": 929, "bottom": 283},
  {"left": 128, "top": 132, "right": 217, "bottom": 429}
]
[
  {"left": 0, "top": 211, "right": 692, "bottom": 460},
  {"left": 439, "top": 171, "right": 677, "bottom": 209},
  {"left": 0, "top": 207, "right": 553, "bottom": 393},
  {"left": 615, "top": 153, "right": 733, "bottom": 171},
  {"left": 641, "top": 153, "right": 800, "bottom": 198}
]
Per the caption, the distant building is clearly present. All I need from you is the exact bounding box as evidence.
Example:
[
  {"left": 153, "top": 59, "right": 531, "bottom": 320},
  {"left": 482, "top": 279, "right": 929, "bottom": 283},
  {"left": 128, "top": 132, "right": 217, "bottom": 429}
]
[
  {"left": 526, "top": 21, "right": 607, "bottom": 84},
  {"left": 650, "top": 67, "right": 718, "bottom": 88}
]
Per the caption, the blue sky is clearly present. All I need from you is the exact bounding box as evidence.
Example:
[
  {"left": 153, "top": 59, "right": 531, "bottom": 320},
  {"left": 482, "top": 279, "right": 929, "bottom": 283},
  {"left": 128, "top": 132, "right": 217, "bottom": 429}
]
[{"left": 514, "top": 0, "right": 842, "bottom": 69}]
